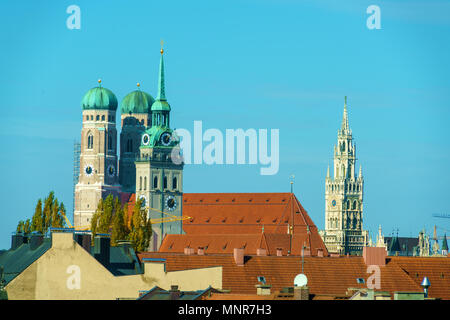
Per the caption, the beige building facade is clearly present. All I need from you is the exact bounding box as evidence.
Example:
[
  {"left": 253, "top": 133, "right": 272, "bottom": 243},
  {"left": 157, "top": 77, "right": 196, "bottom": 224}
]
[{"left": 5, "top": 232, "right": 222, "bottom": 300}]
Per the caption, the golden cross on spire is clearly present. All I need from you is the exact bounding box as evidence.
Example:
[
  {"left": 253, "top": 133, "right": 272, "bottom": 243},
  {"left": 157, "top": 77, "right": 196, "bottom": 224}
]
[{"left": 160, "top": 39, "right": 164, "bottom": 54}]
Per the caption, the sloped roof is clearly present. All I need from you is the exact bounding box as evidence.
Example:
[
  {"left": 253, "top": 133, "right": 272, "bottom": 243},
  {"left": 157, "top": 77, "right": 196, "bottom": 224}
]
[
  {"left": 138, "top": 286, "right": 213, "bottom": 300},
  {"left": 385, "top": 237, "right": 418, "bottom": 254},
  {"left": 159, "top": 232, "right": 328, "bottom": 257},
  {"left": 182, "top": 193, "right": 318, "bottom": 234},
  {"left": 389, "top": 256, "right": 450, "bottom": 300},
  {"left": 0, "top": 238, "right": 51, "bottom": 285},
  {"left": 137, "top": 253, "right": 436, "bottom": 298}
]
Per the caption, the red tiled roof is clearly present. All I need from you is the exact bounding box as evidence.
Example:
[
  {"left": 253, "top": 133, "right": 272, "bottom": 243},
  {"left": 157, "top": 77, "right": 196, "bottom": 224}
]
[
  {"left": 182, "top": 193, "right": 315, "bottom": 235},
  {"left": 159, "top": 232, "right": 328, "bottom": 257},
  {"left": 388, "top": 256, "right": 450, "bottom": 300},
  {"left": 137, "top": 253, "right": 446, "bottom": 299}
]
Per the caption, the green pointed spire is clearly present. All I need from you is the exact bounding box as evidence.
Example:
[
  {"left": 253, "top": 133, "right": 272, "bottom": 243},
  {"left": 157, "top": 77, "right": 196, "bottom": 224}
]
[
  {"left": 157, "top": 51, "right": 166, "bottom": 101},
  {"left": 442, "top": 233, "right": 448, "bottom": 251}
]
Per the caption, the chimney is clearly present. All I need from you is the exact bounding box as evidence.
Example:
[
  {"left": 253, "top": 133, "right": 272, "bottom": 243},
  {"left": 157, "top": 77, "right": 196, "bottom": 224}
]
[
  {"left": 11, "top": 233, "right": 27, "bottom": 250},
  {"left": 169, "top": 285, "right": 181, "bottom": 300},
  {"left": 75, "top": 233, "right": 91, "bottom": 253},
  {"left": 303, "top": 248, "right": 311, "bottom": 257},
  {"left": 363, "top": 247, "right": 387, "bottom": 266},
  {"left": 276, "top": 248, "right": 283, "bottom": 256},
  {"left": 293, "top": 286, "right": 310, "bottom": 300},
  {"left": 234, "top": 248, "right": 244, "bottom": 266},
  {"left": 94, "top": 234, "right": 110, "bottom": 267},
  {"left": 317, "top": 248, "right": 324, "bottom": 257},
  {"left": 29, "top": 232, "right": 44, "bottom": 250},
  {"left": 184, "top": 247, "right": 195, "bottom": 255},
  {"left": 256, "top": 248, "right": 267, "bottom": 256},
  {"left": 197, "top": 247, "right": 205, "bottom": 255},
  {"left": 256, "top": 284, "right": 272, "bottom": 296}
]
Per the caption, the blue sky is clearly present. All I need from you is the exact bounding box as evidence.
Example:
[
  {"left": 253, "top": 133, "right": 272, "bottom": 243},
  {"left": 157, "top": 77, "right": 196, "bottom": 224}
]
[{"left": 0, "top": 0, "right": 449, "bottom": 249}]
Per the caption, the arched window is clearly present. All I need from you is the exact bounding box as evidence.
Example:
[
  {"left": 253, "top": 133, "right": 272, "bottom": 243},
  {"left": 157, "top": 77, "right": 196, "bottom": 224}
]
[
  {"left": 96, "top": 115, "right": 99, "bottom": 121},
  {"left": 346, "top": 200, "right": 350, "bottom": 210},
  {"left": 352, "top": 200, "right": 357, "bottom": 210},
  {"left": 172, "top": 177, "right": 177, "bottom": 189},
  {"left": 108, "top": 134, "right": 113, "bottom": 151},
  {"left": 90, "top": 115, "right": 93, "bottom": 120},
  {"left": 139, "top": 176, "right": 142, "bottom": 190},
  {"left": 163, "top": 176, "right": 167, "bottom": 189},
  {"left": 144, "top": 176, "right": 147, "bottom": 191},
  {"left": 153, "top": 176, "right": 158, "bottom": 189},
  {"left": 86, "top": 115, "right": 89, "bottom": 121},
  {"left": 101, "top": 115, "right": 105, "bottom": 121},
  {"left": 87, "top": 132, "right": 93, "bottom": 149}
]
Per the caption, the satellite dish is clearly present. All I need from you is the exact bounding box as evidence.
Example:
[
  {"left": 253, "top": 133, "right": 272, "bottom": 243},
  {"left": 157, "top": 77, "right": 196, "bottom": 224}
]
[{"left": 294, "top": 274, "right": 308, "bottom": 287}]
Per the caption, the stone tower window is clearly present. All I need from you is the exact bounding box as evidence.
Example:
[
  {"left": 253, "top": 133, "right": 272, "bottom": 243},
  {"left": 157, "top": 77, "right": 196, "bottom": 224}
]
[
  {"left": 102, "top": 115, "right": 105, "bottom": 121},
  {"left": 96, "top": 115, "right": 99, "bottom": 121},
  {"left": 172, "top": 177, "right": 177, "bottom": 190},
  {"left": 352, "top": 200, "right": 357, "bottom": 210},
  {"left": 153, "top": 176, "right": 158, "bottom": 189},
  {"left": 108, "top": 134, "right": 113, "bottom": 151},
  {"left": 87, "top": 132, "right": 93, "bottom": 149},
  {"left": 144, "top": 176, "right": 147, "bottom": 191},
  {"left": 163, "top": 176, "right": 168, "bottom": 189},
  {"left": 139, "top": 176, "right": 142, "bottom": 190}
]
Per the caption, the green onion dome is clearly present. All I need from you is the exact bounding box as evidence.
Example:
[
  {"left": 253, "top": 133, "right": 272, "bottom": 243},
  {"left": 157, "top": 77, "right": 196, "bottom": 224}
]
[
  {"left": 81, "top": 86, "right": 118, "bottom": 111},
  {"left": 121, "top": 90, "right": 155, "bottom": 114}
]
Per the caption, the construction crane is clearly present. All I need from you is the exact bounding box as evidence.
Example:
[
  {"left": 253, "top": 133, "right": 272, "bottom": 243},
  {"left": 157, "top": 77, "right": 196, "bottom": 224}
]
[{"left": 432, "top": 213, "right": 450, "bottom": 219}]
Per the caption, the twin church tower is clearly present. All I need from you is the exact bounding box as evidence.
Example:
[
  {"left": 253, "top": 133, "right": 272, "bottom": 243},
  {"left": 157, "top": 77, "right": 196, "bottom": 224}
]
[{"left": 74, "top": 49, "right": 183, "bottom": 248}]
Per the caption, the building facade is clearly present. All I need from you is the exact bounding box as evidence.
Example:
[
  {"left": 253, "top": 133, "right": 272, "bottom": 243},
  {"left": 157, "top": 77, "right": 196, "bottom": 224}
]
[
  {"left": 74, "top": 50, "right": 184, "bottom": 250},
  {"left": 320, "top": 97, "right": 369, "bottom": 255}
]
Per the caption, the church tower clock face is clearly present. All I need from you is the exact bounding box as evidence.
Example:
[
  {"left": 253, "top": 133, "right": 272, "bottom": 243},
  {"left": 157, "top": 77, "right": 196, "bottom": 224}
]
[
  {"left": 84, "top": 164, "right": 94, "bottom": 176},
  {"left": 107, "top": 164, "right": 116, "bottom": 177},
  {"left": 165, "top": 195, "right": 177, "bottom": 211},
  {"left": 331, "top": 200, "right": 337, "bottom": 207},
  {"left": 142, "top": 133, "right": 150, "bottom": 146},
  {"left": 160, "top": 132, "right": 172, "bottom": 146}
]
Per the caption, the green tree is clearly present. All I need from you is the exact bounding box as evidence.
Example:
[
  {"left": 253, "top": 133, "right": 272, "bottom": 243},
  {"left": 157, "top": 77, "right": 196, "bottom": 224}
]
[
  {"left": 16, "top": 221, "right": 24, "bottom": 233},
  {"left": 111, "top": 204, "right": 127, "bottom": 246},
  {"left": 23, "top": 219, "right": 31, "bottom": 234},
  {"left": 31, "top": 199, "right": 44, "bottom": 233},
  {"left": 129, "top": 198, "right": 152, "bottom": 252},
  {"left": 43, "top": 191, "right": 55, "bottom": 232}
]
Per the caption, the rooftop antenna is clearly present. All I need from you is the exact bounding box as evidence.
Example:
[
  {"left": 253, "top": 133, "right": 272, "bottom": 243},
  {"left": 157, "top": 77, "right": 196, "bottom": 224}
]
[{"left": 290, "top": 175, "right": 295, "bottom": 193}]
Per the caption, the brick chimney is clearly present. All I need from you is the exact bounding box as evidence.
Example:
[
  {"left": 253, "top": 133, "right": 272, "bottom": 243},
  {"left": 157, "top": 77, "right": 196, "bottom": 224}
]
[
  {"left": 363, "top": 247, "right": 387, "bottom": 266},
  {"left": 234, "top": 248, "right": 244, "bottom": 266},
  {"left": 184, "top": 247, "right": 195, "bottom": 255},
  {"left": 317, "top": 248, "right": 324, "bottom": 257},
  {"left": 256, "top": 248, "right": 267, "bottom": 256},
  {"left": 276, "top": 248, "right": 283, "bottom": 256},
  {"left": 169, "top": 285, "right": 181, "bottom": 300},
  {"left": 294, "top": 286, "right": 310, "bottom": 300}
]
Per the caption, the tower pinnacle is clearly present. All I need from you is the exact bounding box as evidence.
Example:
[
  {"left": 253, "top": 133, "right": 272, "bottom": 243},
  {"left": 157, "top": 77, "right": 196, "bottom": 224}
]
[
  {"left": 341, "top": 96, "right": 350, "bottom": 134},
  {"left": 157, "top": 45, "right": 166, "bottom": 101}
]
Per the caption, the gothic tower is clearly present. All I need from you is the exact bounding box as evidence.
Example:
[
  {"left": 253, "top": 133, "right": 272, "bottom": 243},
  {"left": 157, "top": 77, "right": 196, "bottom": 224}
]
[
  {"left": 74, "top": 82, "right": 121, "bottom": 227},
  {"left": 135, "top": 49, "right": 184, "bottom": 251},
  {"left": 320, "top": 97, "right": 368, "bottom": 255},
  {"left": 119, "top": 84, "right": 155, "bottom": 192}
]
